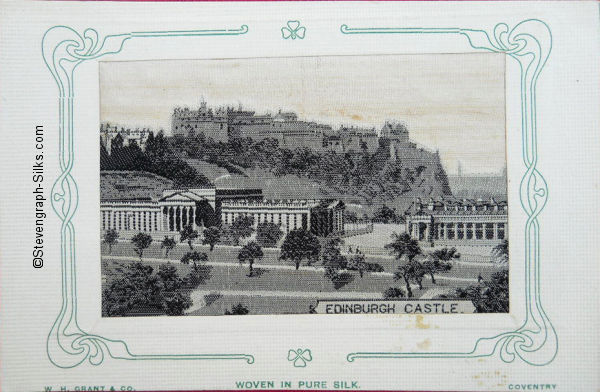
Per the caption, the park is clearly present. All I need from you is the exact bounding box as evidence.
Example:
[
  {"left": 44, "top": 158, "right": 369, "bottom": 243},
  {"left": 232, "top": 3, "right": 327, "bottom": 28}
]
[{"left": 100, "top": 218, "right": 508, "bottom": 317}]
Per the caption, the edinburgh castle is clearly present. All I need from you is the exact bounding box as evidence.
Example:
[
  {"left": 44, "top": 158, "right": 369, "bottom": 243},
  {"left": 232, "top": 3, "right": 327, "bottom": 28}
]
[{"left": 170, "top": 99, "right": 424, "bottom": 158}]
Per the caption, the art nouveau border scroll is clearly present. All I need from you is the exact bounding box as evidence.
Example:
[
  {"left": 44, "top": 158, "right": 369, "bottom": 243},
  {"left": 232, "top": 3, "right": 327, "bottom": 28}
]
[
  {"left": 41, "top": 24, "right": 255, "bottom": 368},
  {"left": 341, "top": 19, "right": 557, "bottom": 366},
  {"left": 41, "top": 18, "right": 557, "bottom": 369}
]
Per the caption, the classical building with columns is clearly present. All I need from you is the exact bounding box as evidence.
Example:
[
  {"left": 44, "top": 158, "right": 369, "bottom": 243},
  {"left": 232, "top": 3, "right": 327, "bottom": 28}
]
[
  {"left": 404, "top": 198, "right": 508, "bottom": 245},
  {"left": 100, "top": 171, "right": 344, "bottom": 238},
  {"left": 221, "top": 199, "right": 344, "bottom": 236}
]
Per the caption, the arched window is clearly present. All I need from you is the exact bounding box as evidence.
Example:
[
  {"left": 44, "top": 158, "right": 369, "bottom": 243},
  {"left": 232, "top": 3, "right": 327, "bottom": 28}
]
[
  {"left": 498, "top": 223, "right": 505, "bottom": 239},
  {"left": 447, "top": 223, "right": 455, "bottom": 239},
  {"left": 457, "top": 223, "right": 465, "bottom": 240},
  {"left": 485, "top": 223, "right": 494, "bottom": 239},
  {"left": 466, "top": 223, "right": 474, "bottom": 239},
  {"left": 475, "top": 223, "right": 483, "bottom": 239}
]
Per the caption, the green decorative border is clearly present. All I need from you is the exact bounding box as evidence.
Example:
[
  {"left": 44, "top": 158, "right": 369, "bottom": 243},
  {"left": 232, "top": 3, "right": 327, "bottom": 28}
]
[
  {"left": 281, "top": 20, "right": 306, "bottom": 40},
  {"left": 342, "top": 19, "right": 557, "bottom": 366},
  {"left": 42, "top": 25, "right": 254, "bottom": 368},
  {"left": 42, "top": 18, "right": 556, "bottom": 369}
]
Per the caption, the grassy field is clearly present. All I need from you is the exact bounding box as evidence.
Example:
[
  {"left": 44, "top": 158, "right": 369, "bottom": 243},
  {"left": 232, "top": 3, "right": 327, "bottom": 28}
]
[
  {"left": 102, "top": 257, "right": 455, "bottom": 315},
  {"left": 187, "top": 295, "right": 316, "bottom": 316},
  {"left": 103, "top": 241, "right": 499, "bottom": 274},
  {"left": 344, "top": 223, "right": 406, "bottom": 249},
  {"left": 103, "top": 257, "right": 457, "bottom": 293},
  {"left": 101, "top": 242, "right": 501, "bottom": 316}
]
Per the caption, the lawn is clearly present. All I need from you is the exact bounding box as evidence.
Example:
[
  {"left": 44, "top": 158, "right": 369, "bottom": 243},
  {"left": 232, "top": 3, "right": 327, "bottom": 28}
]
[
  {"left": 101, "top": 236, "right": 503, "bottom": 316},
  {"left": 103, "top": 257, "right": 420, "bottom": 294},
  {"left": 344, "top": 223, "right": 406, "bottom": 249},
  {"left": 102, "top": 256, "right": 470, "bottom": 316},
  {"left": 103, "top": 241, "right": 499, "bottom": 275},
  {"left": 187, "top": 294, "right": 316, "bottom": 316}
]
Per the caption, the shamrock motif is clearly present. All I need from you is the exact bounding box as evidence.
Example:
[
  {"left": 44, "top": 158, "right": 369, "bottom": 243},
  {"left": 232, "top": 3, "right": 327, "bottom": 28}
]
[
  {"left": 287, "top": 348, "right": 312, "bottom": 367},
  {"left": 281, "top": 21, "right": 306, "bottom": 40}
]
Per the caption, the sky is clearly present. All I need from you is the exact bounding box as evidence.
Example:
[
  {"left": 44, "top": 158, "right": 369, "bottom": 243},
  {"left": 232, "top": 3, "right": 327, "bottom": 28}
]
[{"left": 100, "top": 54, "right": 506, "bottom": 175}]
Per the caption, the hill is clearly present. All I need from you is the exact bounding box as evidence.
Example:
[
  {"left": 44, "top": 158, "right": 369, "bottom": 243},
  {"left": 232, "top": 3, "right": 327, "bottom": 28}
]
[
  {"left": 178, "top": 134, "right": 452, "bottom": 213},
  {"left": 100, "top": 131, "right": 452, "bottom": 217}
]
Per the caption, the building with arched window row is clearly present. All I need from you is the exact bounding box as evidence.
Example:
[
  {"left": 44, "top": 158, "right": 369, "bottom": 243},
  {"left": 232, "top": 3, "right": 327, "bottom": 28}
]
[{"left": 404, "top": 198, "right": 508, "bottom": 246}]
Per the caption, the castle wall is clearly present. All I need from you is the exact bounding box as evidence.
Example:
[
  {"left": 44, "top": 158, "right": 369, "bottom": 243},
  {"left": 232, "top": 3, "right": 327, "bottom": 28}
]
[
  {"left": 342, "top": 134, "right": 379, "bottom": 153},
  {"left": 281, "top": 134, "right": 324, "bottom": 150},
  {"left": 323, "top": 134, "right": 378, "bottom": 154},
  {"left": 100, "top": 124, "right": 149, "bottom": 153},
  {"left": 237, "top": 123, "right": 278, "bottom": 141},
  {"left": 172, "top": 117, "right": 228, "bottom": 142},
  {"left": 169, "top": 103, "right": 422, "bottom": 157}
]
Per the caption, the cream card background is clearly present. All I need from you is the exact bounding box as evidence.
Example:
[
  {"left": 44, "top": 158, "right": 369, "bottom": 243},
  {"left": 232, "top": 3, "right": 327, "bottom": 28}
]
[{"left": 0, "top": 1, "right": 598, "bottom": 391}]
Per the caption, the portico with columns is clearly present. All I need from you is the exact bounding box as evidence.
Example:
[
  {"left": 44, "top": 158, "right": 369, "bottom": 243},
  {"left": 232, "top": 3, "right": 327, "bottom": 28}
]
[
  {"left": 158, "top": 189, "right": 217, "bottom": 231},
  {"left": 405, "top": 198, "right": 508, "bottom": 245}
]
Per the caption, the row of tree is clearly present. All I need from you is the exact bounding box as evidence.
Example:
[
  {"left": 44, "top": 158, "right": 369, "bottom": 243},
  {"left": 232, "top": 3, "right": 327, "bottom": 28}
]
[
  {"left": 101, "top": 131, "right": 211, "bottom": 188},
  {"left": 103, "top": 217, "right": 285, "bottom": 258},
  {"left": 103, "top": 220, "right": 510, "bottom": 314},
  {"left": 383, "top": 233, "right": 460, "bottom": 297},
  {"left": 104, "top": 226, "right": 460, "bottom": 288}
]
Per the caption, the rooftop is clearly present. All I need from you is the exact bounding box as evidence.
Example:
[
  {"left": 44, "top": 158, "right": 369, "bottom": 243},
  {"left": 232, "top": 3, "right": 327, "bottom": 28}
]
[
  {"left": 100, "top": 171, "right": 175, "bottom": 202},
  {"left": 409, "top": 197, "right": 508, "bottom": 216}
]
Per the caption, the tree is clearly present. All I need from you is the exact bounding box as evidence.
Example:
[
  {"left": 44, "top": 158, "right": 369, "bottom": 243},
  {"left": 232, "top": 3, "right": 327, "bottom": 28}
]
[
  {"left": 180, "top": 251, "right": 208, "bottom": 271},
  {"left": 225, "top": 303, "right": 249, "bottom": 315},
  {"left": 492, "top": 239, "right": 509, "bottom": 264},
  {"left": 372, "top": 204, "right": 398, "bottom": 223},
  {"left": 103, "top": 228, "right": 119, "bottom": 254},
  {"left": 131, "top": 232, "right": 152, "bottom": 261},
  {"left": 156, "top": 263, "right": 193, "bottom": 315},
  {"left": 161, "top": 236, "right": 176, "bottom": 257},
  {"left": 444, "top": 269, "right": 509, "bottom": 313},
  {"left": 421, "top": 254, "right": 452, "bottom": 284},
  {"left": 111, "top": 133, "right": 124, "bottom": 150},
  {"left": 280, "top": 229, "right": 321, "bottom": 270},
  {"left": 230, "top": 215, "right": 255, "bottom": 246},
  {"left": 145, "top": 130, "right": 169, "bottom": 160},
  {"left": 324, "top": 263, "right": 341, "bottom": 283},
  {"left": 385, "top": 232, "right": 421, "bottom": 262},
  {"left": 102, "top": 262, "right": 162, "bottom": 316},
  {"left": 393, "top": 262, "right": 426, "bottom": 298},
  {"left": 162, "top": 292, "right": 193, "bottom": 316},
  {"left": 157, "top": 262, "right": 184, "bottom": 292},
  {"left": 237, "top": 241, "right": 264, "bottom": 276},
  {"left": 321, "top": 237, "right": 346, "bottom": 266},
  {"left": 179, "top": 225, "right": 199, "bottom": 250},
  {"left": 347, "top": 253, "right": 367, "bottom": 278},
  {"left": 432, "top": 247, "right": 460, "bottom": 261},
  {"left": 256, "top": 222, "right": 283, "bottom": 248},
  {"left": 321, "top": 237, "right": 346, "bottom": 283},
  {"left": 383, "top": 287, "right": 406, "bottom": 299},
  {"left": 102, "top": 261, "right": 192, "bottom": 317},
  {"left": 202, "top": 226, "right": 221, "bottom": 251}
]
